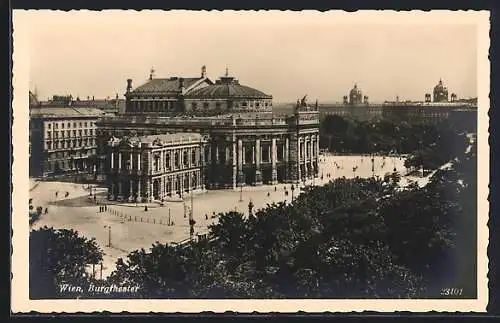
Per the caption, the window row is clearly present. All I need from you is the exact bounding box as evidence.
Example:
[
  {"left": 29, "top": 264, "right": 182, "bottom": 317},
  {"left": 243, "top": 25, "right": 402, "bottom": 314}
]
[
  {"left": 46, "top": 138, "right": 96, "bottom": 150},
  {"left": 152, "top": 149, "right": 199, "bottom": 172},
  {"left": 128, "top": 101, "right": 176, "bottom": 113},
  {"left": 47, "top": 129, "right": 94, "bottom": 139},
  {"left": 47, "top": 121, "right": 95, "bottom": 130}
]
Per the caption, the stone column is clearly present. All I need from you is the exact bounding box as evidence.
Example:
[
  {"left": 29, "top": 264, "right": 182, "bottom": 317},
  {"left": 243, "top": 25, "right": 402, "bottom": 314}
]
[
  {"left": 315, "top": 134, "right": 320, "bottom": 176},
  {"left": 137, "top": 178, "right": 141, "bottom": 200},
  {"left": 180, "top": 149, "right": 183, "bottom": 169},
  {"left": 285, "top": 138, "right": 290, "bottom": 162},
  {"left": 137, "top": 152, "right": 141, "bottom": 172},
  {"left": 309, "top": 139, "right": 313, "bottom": 177},
  {"left": 188, "top": 172, "right": 192, "bottom": 191},
  {"left": 237, "top": 139, "right": 244, "bottom": 185},
  {"left": 110, "top": 152, "right": 114, "bottom": 170},
  {"left": 118, "top": 180, "right": 123, "bottom": 200},
  {"left": 147, "top": 179, "right": 152, "bottom": 202},
  {"left": 110, "top": 182, "right": 115, "bottom": 200},
  {"left": 129, "top": 179, "right": 133, "bottom": 201},
  {"left": 130, "top": 152, "right": 133, "bottom": 171},
  {"left": 255, "top": 139, "right": 262, "bottom": 185},
  {"left": 271, "top": 138, "right": 278, "bottom": 184},
  {"left": 148, "top": 151, "right": 152, "bottom": 175},
  {"left": 160, "top": 176, "right": 164, "bottom": 199},
  {"left": 297, "top": 138, "right": 302, "bottom": 181},
  {"left": 118, "top": 152, "right": 122, "bottom": 171},
  {"left": 232, "top": 140, "right": 237, "bottom": 189}
]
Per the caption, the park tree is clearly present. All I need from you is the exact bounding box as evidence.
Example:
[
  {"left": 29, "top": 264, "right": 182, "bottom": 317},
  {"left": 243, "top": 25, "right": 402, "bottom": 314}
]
[{"left": 29, "top": 227, "right": 103, "bottom": 298}]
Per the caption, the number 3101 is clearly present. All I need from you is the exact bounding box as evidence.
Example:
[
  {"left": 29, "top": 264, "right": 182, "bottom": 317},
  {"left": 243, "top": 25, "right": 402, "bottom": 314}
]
[{"left": 441, "top": 288, "right": 463, "bottom": 296}]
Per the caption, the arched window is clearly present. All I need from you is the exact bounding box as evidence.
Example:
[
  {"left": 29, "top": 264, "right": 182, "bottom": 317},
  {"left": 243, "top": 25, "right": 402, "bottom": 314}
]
[
  {"left": 174, "top": 151, "right": 180, "bottom": 168},
  {"left": 165, "top": 153, "right": 170, "bottom": 169},
  {"left": 191, "top": 149, "right": 197, "bottom": 165},
  {"left": 192, "top": 173, "right": 197, "bottom": 188}
]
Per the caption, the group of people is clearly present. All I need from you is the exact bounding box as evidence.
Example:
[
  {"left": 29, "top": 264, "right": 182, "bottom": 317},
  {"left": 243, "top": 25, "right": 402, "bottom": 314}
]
[{"left": 54, "top": 191, "right": 70, "bottom": 199}]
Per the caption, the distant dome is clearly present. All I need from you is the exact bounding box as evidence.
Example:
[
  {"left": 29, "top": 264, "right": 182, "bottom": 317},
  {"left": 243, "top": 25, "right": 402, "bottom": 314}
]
[
  {"left": 433, "top": 79, "right": 449, "bottom": 102},
  {"left": 434, "top": 79, "right": 447, "bottom": 92},
  {"left": 349, "top": 84, "right": 363, "bottom": 105},
  {"left": 350, "top": 84, "right": 362, "bottom": 96},
  {"left": 185, "top": 75, "right": 272, "bottom": 100}
]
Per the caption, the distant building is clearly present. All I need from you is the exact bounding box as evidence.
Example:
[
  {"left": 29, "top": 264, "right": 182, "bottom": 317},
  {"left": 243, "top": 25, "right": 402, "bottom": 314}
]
[
  {"left": 29, "top": 106, "right": 107, "bottom": 177},
  {"left": 319, "top": 80, "right": 477, "bottom": 124},
  {"left": 40, "top": 94, "right": 125, "bottom": 115},
  {"left": 107, "top": 133, "right": 207, "bottom": 202}
]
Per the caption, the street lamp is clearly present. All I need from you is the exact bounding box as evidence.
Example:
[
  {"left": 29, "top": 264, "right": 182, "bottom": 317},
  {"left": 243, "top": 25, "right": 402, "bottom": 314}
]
[
  {"left": 104, "top": 225, "right": 111, "bottom": 247},
  {"left": 248, "top": 199, "right": 254, "bottom": 217}
]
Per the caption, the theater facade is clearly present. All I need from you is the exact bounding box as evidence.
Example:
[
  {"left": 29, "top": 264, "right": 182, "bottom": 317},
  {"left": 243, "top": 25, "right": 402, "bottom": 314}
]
[{"left": 97, "top": 66, "right": 320, "bottom": 202}]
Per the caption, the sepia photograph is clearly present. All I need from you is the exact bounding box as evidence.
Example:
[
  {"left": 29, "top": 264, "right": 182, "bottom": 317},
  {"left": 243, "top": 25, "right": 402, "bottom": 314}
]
[{"left": 11, "top": 10, "right": 490, "bottom": 313}]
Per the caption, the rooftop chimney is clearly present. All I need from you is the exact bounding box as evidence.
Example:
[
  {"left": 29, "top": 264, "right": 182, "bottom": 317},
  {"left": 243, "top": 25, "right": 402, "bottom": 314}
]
[
  {"left": 126, "top": 79, "right": 133, "bottom": 93},
  {"left": 201, "top": 65, "right": 207, "bottom": 78}
]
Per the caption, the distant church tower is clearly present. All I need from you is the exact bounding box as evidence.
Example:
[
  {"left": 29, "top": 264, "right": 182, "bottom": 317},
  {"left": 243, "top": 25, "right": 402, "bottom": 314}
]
[{"left": 433, "top": 79, "right": 449, "bottom": 102}]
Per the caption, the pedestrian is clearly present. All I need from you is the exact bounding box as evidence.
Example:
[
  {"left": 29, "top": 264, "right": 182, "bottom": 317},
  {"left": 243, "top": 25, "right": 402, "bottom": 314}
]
[
  {"left": 44, "top": 207, "right": 48, "bottom": 214},
  {"left": 267, "top": 192, "right": 270, "bottom": 197},
  {"left": 274, "top": 186, "right": 277, "bottom": 192},
  {"left": 104, "top": 205, "right": 107, "bottom": 211},
  {"left": 55, "top": 191, "right": 58, "bottom": 198},
  {"left": 205, "top": 214, "right": 208, "bottom": 220},
  {"left": 94, "top": 195, "right": 97, "bottom": 202}
]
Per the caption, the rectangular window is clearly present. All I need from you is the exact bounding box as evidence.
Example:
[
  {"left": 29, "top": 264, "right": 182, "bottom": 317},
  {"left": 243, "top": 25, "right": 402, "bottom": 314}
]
[
  {"left": 85, "top": 122, "right": 88, "bottom": 127},
  {"left": 61, "top": 123, "right": 65, "bottom": 129},
  {"left": 67, "top": 122, "right": 71, "bottom": 128},
  {"left": 192, "top": 102, "right": 198, "bottom": 110},
  {"left": 73, "top": 122, "right": 76, "bottom": 128},
  {"left": 203, "top": 102, "right": 209, "bottom": 109},
  {"left": 48, "top": 124, "right": 51, "bottom": 129}
]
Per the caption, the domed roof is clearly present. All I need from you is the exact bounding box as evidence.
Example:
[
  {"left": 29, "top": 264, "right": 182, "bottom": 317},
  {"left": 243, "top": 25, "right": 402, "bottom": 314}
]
[
  {"left": 350, "top": 84, "right": 362, "bottom": 96},
  {"left": 434, "top": 79, "right": 448, "bottom": 91},
  {"left": 185, "top": 75, "right": 272, "bottom": 100}
]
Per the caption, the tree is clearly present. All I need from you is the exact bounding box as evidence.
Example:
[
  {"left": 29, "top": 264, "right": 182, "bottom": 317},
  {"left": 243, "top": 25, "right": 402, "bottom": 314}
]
[{"left": 29, "top": 227, "right": 103, "bottom": 298}]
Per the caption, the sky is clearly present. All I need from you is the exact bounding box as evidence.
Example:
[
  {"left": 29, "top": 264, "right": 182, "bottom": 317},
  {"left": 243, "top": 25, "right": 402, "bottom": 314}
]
[{"left": 18, "top": 10, "right": 480, "bottom": 103}]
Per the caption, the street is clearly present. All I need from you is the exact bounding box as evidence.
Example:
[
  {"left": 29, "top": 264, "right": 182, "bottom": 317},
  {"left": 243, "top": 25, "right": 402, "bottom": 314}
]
[{"left": 29, "top": 154, "right": 413, "bottom": 277}]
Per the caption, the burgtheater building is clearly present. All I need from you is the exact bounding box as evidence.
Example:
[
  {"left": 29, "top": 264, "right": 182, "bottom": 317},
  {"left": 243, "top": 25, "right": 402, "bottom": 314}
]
[{"left": 97, "top": 67, "right": 320, "bottom": 202}]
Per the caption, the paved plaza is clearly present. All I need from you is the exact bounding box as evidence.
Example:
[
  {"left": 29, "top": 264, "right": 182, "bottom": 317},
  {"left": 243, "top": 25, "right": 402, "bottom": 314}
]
[{"left": 30, "top": 154, "right": 419, "bottom": 277}]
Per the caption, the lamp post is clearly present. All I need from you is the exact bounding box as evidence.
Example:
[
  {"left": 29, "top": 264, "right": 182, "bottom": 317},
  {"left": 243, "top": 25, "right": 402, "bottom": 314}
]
[
  {"left": 393, "top": 147, "right": 397, "bottom": 173},
  {"left": 291, "top": 184, "right": 295, "bottom": 202},
  {"left": 418, "top": 140, "right": 424, "bottom": 177},
  {"left": 248, "top": 199, "right": 254, "bottom": 217},
  {"left": 104, "top": 225, "right": 111, "bottom": 247},
  {"left": 239, "top": 182, "right": 243, "bottom": 202}
]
